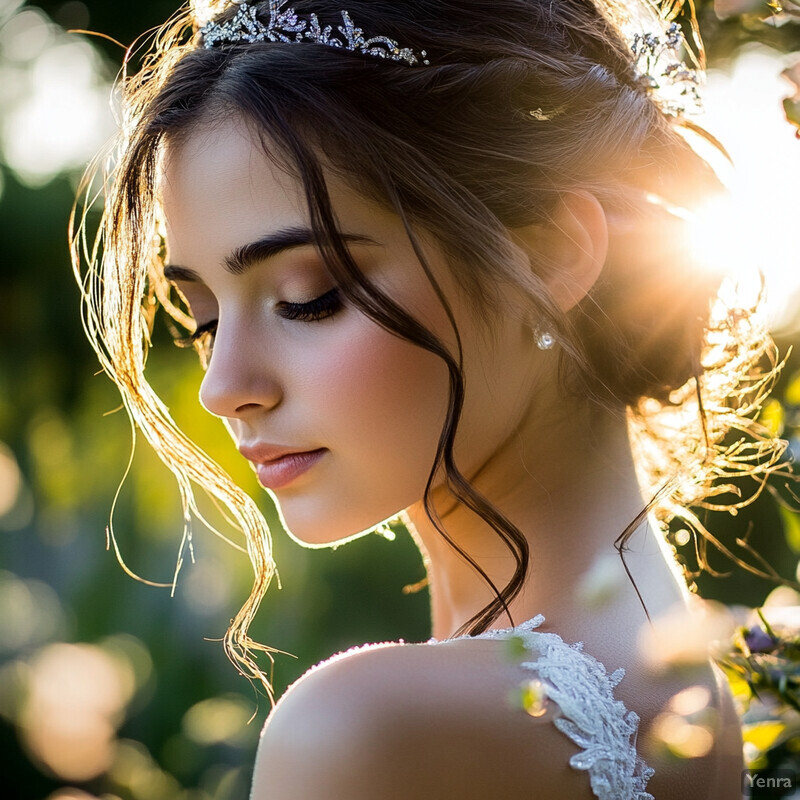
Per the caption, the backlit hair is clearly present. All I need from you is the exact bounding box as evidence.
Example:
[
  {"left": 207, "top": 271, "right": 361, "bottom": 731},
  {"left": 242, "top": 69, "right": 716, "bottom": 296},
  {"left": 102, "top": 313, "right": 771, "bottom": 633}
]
[{"left": 72, "top": 0, "right": 790, "bottom": 700}]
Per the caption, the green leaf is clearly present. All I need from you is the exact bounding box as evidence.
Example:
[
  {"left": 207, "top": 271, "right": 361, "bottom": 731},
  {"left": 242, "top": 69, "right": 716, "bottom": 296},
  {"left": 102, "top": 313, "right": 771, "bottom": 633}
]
[
  {"left": 505, "top": 635, "right": 528, "bottom": 660},
  {"left": 779, "top": 506, "right": 800, "bottom": 554}
]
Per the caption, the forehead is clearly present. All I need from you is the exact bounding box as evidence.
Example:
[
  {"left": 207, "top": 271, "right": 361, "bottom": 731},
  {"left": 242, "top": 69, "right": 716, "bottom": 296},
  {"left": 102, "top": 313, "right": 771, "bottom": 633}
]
[
  {"left": 158, "top": 116, "right": 420, "bottom": 271},
  {"left": 160, "top": 118, "right": 305, "bottom": 250}
]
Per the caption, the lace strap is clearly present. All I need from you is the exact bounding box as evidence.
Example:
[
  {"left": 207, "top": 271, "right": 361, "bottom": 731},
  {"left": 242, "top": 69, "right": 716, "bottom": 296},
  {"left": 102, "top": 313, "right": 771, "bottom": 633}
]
[{"left": 473, "top": 615, "right": 655, "bottom": 800}]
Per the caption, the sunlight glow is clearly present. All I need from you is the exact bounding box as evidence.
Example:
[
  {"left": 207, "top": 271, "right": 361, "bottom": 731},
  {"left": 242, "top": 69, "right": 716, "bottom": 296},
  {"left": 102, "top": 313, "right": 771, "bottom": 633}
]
[
  {"left": 638, "top": 599, "right": 736, "bottom": 670},
  {"left": 192, "top": 0, "right": 229, "bottom": 27},
  {"left": 0, "top": 8, "right": 114, "bottom": 187},
  {"left": 688, "top": 47, "right": 800, "bottom": 331}
]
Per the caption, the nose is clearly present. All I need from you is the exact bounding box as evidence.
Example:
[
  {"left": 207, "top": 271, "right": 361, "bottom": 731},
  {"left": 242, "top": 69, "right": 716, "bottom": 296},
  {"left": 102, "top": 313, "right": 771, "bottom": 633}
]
[{"left": 198, "top": 322, "right": 282, "bottom": 419}]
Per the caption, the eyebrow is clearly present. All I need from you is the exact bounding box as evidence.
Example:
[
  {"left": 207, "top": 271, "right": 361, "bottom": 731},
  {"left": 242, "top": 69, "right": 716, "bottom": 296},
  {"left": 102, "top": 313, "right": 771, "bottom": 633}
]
[{"left": 163, "top": 225, "right": 378, "bottom": 283}]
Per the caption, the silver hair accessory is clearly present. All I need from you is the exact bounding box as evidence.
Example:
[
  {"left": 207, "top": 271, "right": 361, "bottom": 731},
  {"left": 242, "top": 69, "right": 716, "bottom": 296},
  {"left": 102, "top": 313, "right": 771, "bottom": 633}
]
[
  {"left": 199, "top": 0, "right": 430, "bottom": 66},
  {"left": 526, "top": 2, "right": 703, "bottom": 123},
  {"left": 534, "top": 326, "right": 556, "bottom": 351}
]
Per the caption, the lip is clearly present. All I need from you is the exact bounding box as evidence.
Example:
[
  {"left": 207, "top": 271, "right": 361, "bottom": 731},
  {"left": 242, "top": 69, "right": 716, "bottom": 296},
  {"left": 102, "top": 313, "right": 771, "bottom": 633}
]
[{"left": 239, "top": 444, "right": 327, "bottom": 490}]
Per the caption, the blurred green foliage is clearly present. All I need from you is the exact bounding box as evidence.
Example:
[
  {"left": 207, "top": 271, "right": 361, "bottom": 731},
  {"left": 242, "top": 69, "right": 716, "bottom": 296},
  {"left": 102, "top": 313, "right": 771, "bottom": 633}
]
[{"left": 1, "top": 1, "right": 799, "bottom": 798}]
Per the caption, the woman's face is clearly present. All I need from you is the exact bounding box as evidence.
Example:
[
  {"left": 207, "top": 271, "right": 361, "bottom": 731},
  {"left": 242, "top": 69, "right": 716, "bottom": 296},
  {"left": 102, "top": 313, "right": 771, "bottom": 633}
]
[{"left": 161, "top": 117, "right": 540, "bottom": 545}]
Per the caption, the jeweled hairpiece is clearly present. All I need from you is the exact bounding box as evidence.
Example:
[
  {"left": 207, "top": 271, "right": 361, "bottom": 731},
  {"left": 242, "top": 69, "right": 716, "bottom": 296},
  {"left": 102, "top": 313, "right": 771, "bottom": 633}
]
[{"left": 199, "top": 0, "right": 429, "bottom": 66}]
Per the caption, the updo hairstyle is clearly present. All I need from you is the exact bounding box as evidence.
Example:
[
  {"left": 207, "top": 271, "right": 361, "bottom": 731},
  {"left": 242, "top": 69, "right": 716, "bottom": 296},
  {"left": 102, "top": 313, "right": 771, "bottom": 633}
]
[{"left": 72, "top": 0, "right": 781, "bottom": 694}]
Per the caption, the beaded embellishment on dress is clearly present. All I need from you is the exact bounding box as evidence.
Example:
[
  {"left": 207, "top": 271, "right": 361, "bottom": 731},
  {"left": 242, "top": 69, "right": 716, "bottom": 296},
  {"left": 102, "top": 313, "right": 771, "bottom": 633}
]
[{"left": 430, "top": 614, "right": 655, "bottom": 800}]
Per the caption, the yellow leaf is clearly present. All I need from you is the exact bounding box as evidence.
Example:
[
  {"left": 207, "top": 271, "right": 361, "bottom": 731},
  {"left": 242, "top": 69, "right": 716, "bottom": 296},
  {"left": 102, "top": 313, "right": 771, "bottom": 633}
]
[
  {"left": 744, "top": 721, "right": 786, "bottom": 752},
  {"left": 785, "top": 369, "right": 800, "bottom": 406},
  {"left": 505, "top": 635, "right": 528, "bottom": 660},
  {"left": 720, "top": 669, "right": 752, "bottom": 702},
  {"left": 759, "top": 399, "right": 784, "bottom": 437}
]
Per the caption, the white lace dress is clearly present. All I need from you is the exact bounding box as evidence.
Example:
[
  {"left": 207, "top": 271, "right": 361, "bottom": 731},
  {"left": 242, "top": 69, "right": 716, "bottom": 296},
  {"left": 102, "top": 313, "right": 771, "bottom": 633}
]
[{"left": 428, "top": 614, "right": 655, "bottom": 800}]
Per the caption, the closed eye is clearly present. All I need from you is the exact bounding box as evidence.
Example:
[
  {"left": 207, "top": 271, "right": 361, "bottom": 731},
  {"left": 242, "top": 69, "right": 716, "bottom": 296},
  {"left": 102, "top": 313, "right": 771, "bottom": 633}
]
[
  {"left": 173, "top": 288, "right": 343, "bottom": 352},
  {"left": 278, "top": 287, "right": 343, "bottom": 321}
]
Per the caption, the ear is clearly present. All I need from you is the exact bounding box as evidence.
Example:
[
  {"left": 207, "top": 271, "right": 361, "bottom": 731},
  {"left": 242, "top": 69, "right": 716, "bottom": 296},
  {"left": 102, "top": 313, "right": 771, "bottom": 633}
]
[{"left": 513, "top": 191, "right": 608, "bottom": 313}]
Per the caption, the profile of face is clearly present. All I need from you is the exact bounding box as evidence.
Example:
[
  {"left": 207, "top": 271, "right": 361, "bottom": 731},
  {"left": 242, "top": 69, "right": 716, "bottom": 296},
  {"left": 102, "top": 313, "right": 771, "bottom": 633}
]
[{"left": 160, "top": 117, "right": 545, "bottom": 546}]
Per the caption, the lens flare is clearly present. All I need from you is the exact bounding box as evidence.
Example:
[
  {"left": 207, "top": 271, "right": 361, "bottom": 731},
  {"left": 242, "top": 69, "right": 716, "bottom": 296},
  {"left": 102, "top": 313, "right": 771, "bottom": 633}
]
[{"left": 686, "top": 47, "right": 800, "bottom": 331}]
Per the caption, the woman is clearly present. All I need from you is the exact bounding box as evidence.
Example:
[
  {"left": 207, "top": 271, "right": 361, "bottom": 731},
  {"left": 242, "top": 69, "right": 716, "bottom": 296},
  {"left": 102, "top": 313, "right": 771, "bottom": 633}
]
[{"left": 72, "top": 0, "right": 785, "bottom": 797}]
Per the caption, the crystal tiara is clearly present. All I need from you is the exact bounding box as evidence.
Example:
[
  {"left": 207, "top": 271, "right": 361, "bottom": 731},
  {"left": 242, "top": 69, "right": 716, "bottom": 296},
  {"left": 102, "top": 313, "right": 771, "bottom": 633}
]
[{"left": 199, "top": 0, "right": 430, "bottom": 66}]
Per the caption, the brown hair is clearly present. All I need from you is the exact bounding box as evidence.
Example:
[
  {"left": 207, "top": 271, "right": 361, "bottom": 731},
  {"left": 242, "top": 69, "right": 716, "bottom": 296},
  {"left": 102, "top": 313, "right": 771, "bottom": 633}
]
[{"left": 71, "top": 0, "right": 789, "bottom": 698}]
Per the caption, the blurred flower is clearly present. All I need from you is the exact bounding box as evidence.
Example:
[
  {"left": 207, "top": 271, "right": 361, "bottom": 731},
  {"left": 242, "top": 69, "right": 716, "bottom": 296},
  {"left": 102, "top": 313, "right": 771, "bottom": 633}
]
[
  {"left": 712, "top": 0, "right": 800, "bottom": 133},
  {"left": 53, "top": 2, "right": 90, "bottom": 31},
  {"left": 744, "top": 625, "right": 779, "bottom": 654},
  {"left": 716, "top": 606, "right": 800, "bottom": 771}
]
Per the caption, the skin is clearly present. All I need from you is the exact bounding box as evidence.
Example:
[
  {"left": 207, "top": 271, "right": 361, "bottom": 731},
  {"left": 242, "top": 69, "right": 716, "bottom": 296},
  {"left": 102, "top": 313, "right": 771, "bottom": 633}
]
[{"left": 161, "top": 115, "right": 744, "bottom": 799}]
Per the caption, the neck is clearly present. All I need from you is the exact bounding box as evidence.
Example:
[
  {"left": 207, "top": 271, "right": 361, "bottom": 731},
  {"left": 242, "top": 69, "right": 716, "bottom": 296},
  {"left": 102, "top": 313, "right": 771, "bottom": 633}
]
[{"left": 402, "top": 393, "right": 681, "bottom": 640}]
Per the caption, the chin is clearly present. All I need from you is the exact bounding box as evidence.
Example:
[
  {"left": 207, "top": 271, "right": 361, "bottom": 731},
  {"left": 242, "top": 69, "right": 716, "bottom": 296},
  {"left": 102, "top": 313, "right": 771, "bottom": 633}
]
[{"left": 273, "top": 497, "right": 402, "bottom": 550}]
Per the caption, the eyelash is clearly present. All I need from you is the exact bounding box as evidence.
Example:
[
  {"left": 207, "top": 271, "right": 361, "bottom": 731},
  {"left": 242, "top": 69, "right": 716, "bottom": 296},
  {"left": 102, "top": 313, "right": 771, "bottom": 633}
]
[
  {"left": 185, "top": 287, "right": 344, "bottom": 347},
  {"left": 278, "top": 287, "right": 343, "bottom": 322}
]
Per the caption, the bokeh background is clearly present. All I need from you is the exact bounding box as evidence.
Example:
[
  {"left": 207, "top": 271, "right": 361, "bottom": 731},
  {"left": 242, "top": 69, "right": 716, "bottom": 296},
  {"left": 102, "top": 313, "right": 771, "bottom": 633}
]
[{"left": 1, "top": 1, "right": 799, "bottom": 798}]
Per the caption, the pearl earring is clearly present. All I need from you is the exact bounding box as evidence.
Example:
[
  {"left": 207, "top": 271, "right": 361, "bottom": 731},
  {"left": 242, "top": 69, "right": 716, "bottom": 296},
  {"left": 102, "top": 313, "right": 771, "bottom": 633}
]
[{"left": 534, "top": 325, "right": 556, "bottom": 350}]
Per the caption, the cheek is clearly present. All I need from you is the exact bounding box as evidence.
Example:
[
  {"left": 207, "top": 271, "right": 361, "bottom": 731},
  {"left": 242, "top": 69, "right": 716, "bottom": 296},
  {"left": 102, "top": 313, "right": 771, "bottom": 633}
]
[
  {"left": 277, "top": 314, "right": 451, "bottom": 544},
  {"left": 318, "top": 316, "right": 450, "bottom": 468}
]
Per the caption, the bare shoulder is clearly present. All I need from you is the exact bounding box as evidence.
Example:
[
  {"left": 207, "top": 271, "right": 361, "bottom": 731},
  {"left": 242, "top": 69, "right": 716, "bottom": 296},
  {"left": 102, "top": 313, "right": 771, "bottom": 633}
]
[{"left": 251, "top": 637, "right": 595, "bottom": 800}]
